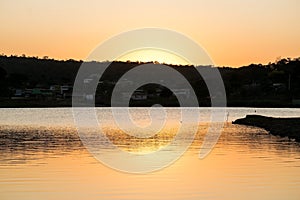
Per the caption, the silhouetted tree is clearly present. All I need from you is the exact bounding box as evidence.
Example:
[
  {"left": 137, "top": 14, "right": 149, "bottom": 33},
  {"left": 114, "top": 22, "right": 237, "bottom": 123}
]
[{"left": 0, "top": 67, "right": 9, "bottom": 97}]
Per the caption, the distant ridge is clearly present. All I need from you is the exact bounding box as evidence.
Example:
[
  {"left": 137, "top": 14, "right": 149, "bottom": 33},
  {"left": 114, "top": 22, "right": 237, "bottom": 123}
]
[{"left": 0, "top": 54, "right": 300, "bottom": 107}]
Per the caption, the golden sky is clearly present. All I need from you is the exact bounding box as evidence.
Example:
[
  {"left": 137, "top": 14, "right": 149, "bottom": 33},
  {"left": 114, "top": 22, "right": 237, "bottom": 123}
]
[{"left": 0, "top": 0, "right": 299, "bottom": 67}]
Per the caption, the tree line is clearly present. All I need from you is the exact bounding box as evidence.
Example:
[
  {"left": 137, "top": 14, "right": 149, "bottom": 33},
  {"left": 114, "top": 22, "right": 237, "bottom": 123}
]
[{"left": 0, "top": 54, "right": 299, "bottom": 107}]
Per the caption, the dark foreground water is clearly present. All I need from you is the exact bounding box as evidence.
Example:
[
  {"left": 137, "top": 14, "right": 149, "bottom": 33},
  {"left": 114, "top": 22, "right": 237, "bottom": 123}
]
[{"left": 0, "top": 108, "right": 300, "bottom": 200}]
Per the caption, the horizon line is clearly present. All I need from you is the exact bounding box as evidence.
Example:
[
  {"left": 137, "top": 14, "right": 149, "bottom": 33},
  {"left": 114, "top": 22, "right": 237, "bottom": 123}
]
[{"left": 1, "top": 53, "right": 299, "bottom": 69}]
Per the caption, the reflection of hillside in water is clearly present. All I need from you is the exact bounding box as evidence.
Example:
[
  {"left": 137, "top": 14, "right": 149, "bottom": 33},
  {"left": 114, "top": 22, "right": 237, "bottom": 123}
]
[
  {"left": 1, "top": 123, "right": 300, "bottom": 166},
  {"left": 0, "top": 125, "right": 82, "bottom": 164}
]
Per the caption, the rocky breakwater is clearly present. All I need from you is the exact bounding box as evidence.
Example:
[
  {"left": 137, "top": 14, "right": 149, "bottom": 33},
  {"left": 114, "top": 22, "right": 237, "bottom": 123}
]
[{"left": 233, "top": 115, "right": 300, "bottom": 142}]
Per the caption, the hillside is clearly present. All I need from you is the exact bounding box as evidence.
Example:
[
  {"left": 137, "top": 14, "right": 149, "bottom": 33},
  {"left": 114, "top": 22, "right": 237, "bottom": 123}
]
[{"left": 0, "top": 55, "right": 300, "bottom": 107}]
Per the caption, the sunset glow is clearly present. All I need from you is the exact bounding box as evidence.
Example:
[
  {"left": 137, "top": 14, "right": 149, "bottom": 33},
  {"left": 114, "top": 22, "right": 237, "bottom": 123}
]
[
  {"left": 117, "top": 49, "right": 191, "bottom": 65},
  {"left": 0, "top": 0, "right": 299, "bottom": 67}
]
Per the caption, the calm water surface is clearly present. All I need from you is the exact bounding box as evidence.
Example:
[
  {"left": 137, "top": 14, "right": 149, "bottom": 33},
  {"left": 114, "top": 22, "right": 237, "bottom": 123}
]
[{"left": 0, "top": 108, "right": 300, "bottom": 200}]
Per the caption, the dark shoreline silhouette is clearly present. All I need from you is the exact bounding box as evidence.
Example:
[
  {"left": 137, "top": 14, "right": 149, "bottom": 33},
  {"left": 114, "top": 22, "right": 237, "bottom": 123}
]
[
  {"left": 0, "top": 54, "right": 300, "bottom": 107},
  {"left": 233, "top": 115, "right": 300, "bottom": 142}
]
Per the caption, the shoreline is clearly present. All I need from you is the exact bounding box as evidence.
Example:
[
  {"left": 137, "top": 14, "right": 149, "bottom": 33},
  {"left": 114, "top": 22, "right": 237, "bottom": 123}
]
[
  {"left": 233, "top": 115, "right": 300, "bottom": 142},
  {"left": 0, "top": 100, "right": 300, "bottom": 108}
]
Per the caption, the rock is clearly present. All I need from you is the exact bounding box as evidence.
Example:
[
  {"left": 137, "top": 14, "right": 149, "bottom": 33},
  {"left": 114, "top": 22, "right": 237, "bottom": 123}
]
[{"left": 233, "top": 115, "right": 300, "bottom": 142}]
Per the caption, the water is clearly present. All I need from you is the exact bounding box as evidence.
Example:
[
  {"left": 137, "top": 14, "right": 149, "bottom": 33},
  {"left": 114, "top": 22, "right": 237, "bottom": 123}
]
[{"left": 1, "top": 108, "right": 300, "bottom": 200}]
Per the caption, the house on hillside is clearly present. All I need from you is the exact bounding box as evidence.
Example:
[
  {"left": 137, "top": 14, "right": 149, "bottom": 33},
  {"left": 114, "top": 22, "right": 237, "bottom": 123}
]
[
  {"left": 122, "top": 89, "right": 147, "bottom": 101},
  {"left": 172, "top": 89, "right": 190, "bottom": 99}
]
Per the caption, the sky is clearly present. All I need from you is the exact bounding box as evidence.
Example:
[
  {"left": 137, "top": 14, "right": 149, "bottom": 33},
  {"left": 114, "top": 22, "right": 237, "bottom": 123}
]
[{"left": 0, "top": 0, "right": 299, "bottom": 67}]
